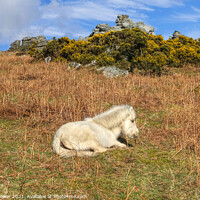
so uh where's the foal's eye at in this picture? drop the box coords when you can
[131,119,135,123]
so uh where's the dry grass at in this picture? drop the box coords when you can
[0,53,199,199]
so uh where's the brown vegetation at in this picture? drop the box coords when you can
[0,53,199,198]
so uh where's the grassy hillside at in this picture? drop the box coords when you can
[0,53,199,199]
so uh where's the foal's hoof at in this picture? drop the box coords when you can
[111,144,127,149]
[119,145,128,149]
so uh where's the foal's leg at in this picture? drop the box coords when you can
[79,125,108,153]
[92,145,108,153]
[111,140,127,149]
[84,140,108,153]
[61,135,108,153]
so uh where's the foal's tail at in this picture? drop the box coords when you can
[52,130,98,158]
[52,130,63,155]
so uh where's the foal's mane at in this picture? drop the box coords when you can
[91,105,132,129]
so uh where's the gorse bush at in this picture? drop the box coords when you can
[28,28,200,75]
[131,52,167,76]
[95,53,115,66]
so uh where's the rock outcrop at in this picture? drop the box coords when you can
[136,21,155,35]
[10,15,155,50]
[115,15,137,29]
[21,37,37,50]
[169,31,182,39]
[88,14,155,38]
[89,24,112,37]
[9,36,48,52]
[9,40,21,51]
[77,36,86,41]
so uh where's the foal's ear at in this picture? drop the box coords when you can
[129,106,136,118]
[129,106,134,111]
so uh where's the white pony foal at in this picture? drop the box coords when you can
[53,105,139,157]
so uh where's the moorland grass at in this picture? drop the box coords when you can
[0,53,199,199]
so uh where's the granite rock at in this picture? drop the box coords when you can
[88,14,155,38]
[97,66,129,78]
[9,36,48,52]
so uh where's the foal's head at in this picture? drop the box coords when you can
[121,106,139,138]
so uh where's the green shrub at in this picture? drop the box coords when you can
[28,41,41,59]
[28,28,200,75]
[95,53,115,66]
[71,53,95,64]
[131,52,167,76]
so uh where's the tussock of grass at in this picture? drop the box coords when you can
[0,53,199,199]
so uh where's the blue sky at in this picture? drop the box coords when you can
[0,0,200,51]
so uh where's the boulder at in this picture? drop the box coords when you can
[89,24,111,37]
[68,62,82,70]
[172,31,182,39]
[9,40,21,51]
[110,26,122,32]
[116,15,154,34]
[36,36,48,50]
[9,36,48,52]
[88,14,155,38]
[115,14,137,29]
[85,60,96,67]
[136,22,154,34]
[44,56,52,64]
[22,37,37,49]
[77,36,86,41]
[97,66,129,78]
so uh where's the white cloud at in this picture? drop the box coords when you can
[39,0,186,34]
[187,29,200,39]
[106,0,154,11]
[39,0,150,39]
[0,0,41,44]
[43,27,65,37]
[41,0,60,19]
[178,25,200,39]
[173,6,200,22]
[40,0,155,26]
[139,0,184,8]
[191,6,200,13]
[41,0,118,22]
[0,0,193,50]
[68,2,118,21]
